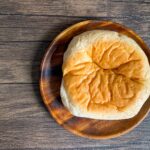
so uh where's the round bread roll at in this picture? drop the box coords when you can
[60,30,150,120]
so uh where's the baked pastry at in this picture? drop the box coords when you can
[60,30,150,120]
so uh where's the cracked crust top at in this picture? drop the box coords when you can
[60,30,150,120]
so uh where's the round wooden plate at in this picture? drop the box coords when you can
[40,20,150,139]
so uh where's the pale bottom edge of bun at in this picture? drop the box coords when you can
[60,79,150,120]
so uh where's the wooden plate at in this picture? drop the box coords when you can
[40,20,150,139]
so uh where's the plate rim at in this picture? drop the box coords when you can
[40,20,150,139]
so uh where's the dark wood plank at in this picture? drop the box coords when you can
[0,15,83,42]
[109,0,150,17]
[0,0,107,17]
[0,15,149,43]
[0,41,49,61]
[0,84,149,150]
[0,15,149,42]
[0,41,48,83]
[0,60,39,83]
[0,0,149,17]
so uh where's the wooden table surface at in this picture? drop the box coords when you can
[0,0,149,149]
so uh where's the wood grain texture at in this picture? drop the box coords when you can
[0,41,49,83]
[0,0,149,17]
[0,0,107,16]
[0,84,150,150]
[0,15,149,42]
[0,0,149,149]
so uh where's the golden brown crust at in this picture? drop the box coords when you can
[61,30,150,120]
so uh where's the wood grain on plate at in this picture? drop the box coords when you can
[40,20,150,139]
